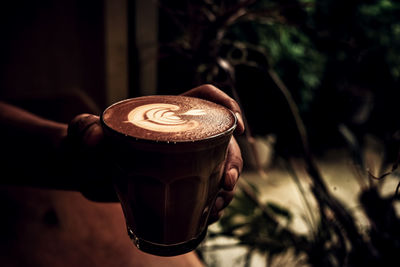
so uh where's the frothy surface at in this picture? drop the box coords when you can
[102,95,236,142]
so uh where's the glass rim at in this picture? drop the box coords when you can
[101,96,237,145]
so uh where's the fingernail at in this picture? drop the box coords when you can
[215,196,224,211]
[226,169,239,190]
[235,112,242,123]
[235,112,244,132]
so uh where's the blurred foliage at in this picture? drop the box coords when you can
[158,0,400,154]
[202,138,400,266]
[223,1,326,112]
[157,0,400,266]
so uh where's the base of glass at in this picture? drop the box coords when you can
[127,227,207,257]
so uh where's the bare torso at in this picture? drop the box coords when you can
[0,186,204,267]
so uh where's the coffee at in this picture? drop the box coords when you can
[102,95,235,142]
[101,95,236,256]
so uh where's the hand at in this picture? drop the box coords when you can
[67,114,104,149]
[68,84,245,215]
[181,84,245,134]
[182,84,245,223]
[66,113,117,201]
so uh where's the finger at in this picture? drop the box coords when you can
[68,114,97,136]
[182,84,245,134]
[208,190,235,224]
[209,138,242,224]
[208,210,224,225]
[68,114,103,147]
[223,137,243,191]
[83,121,104,147]
[215,190,235,211]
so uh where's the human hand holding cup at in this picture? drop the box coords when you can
[68,85,244,256]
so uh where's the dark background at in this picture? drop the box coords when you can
[1,0,400,157]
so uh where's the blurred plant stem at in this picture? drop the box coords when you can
[267,65,378,262]
[283,158,317,238]
[158,1,400,265]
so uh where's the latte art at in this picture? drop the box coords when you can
[101,95,236,142]
[101,95,237,256]
[127,103,206,132]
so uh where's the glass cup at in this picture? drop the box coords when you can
[101,96,236,256]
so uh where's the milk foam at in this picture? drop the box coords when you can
[102,95,236,142]
[127,103,206,133]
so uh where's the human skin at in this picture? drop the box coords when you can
[0,84,244,266]
[67,84,244,222]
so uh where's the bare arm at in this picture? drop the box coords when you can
[0,101,82,190]
[0,101,68,148]
[0,84,244,208]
